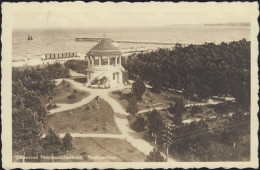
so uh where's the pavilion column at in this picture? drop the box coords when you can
[99,57,101,67]
[119,71,122,84]
[108,57,110,66]
[119,56,121,65]
[87,56,90,67]
[115,56,118,66]
[91,57,94,67]
[87,73,90,84]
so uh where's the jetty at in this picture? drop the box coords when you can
[75,37,177,46]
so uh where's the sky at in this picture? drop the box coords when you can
[11,2,255,29]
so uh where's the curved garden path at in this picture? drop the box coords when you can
[49,71,175,161]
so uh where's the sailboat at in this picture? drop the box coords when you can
[27,35,33,40]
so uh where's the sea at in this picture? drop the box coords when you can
[12,26,250,61]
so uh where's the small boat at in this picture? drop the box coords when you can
[27,35,33,40]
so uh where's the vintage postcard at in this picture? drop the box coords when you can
[1,1,259,169]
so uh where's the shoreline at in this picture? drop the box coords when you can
[12,54,86,67]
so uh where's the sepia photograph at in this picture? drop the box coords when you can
[1,1,259,169]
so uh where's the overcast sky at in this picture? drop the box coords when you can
[11,2,254,29]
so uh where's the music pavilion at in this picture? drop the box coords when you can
[85,39,125,88]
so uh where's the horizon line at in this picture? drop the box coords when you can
[13,22,251,30]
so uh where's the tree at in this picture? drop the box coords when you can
[80,152,90,161]
[12,81,47,157]
[12,107,43,157]
[126,96,139,115]
[42,128,62,155]
[190,106,203,116]
[213,102,231,116]
[125,40,250,109]
[64,59,88,74]
[169,99,186,126]
[12,64,72,158]
[147,110,165,145]
[129,114,147,132]
[131,78,146,101]
[145,148,166,162]
[62,133,73,152]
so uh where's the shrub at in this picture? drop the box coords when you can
[47,103,58,110]
[85,105,90,110]
[145,148,166,162]
[129,115,147,132]
[67,94,76,99]
[81,152,89,161]
[131,79,146,101]
[190,106,203,116]
[42,128,62,155]
[64,60,88,74]
[126,96,139,115]
[62,133,73,151]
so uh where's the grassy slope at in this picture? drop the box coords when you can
[52,80,90,104]
[48,99,120,134]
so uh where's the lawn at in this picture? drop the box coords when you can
[52,80,90,104]
[109,91,129,110]
[62,137,146,162]
[48,98,120,134]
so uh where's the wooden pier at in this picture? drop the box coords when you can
[75,37,113,42]
[75,37,177,46]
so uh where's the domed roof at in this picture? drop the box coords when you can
[87,39,122,56]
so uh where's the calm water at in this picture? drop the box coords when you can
[12,26,250,60]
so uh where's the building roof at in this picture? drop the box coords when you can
[87,39,122,56]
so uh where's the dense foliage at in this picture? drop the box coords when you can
[128,114,146,132]
[126,96,139,115]
[125,39,250,110]
[145,148,166,162]
[168,99,186,125]
[64,59,88,74]
[42,128,63,155]
[143,109,249,161]
[12,63,70,157]
[42,128,74,155]
[147,110,165,145]
[128,102,249,161]
[131,79,146,101]
[169,112,250,161]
